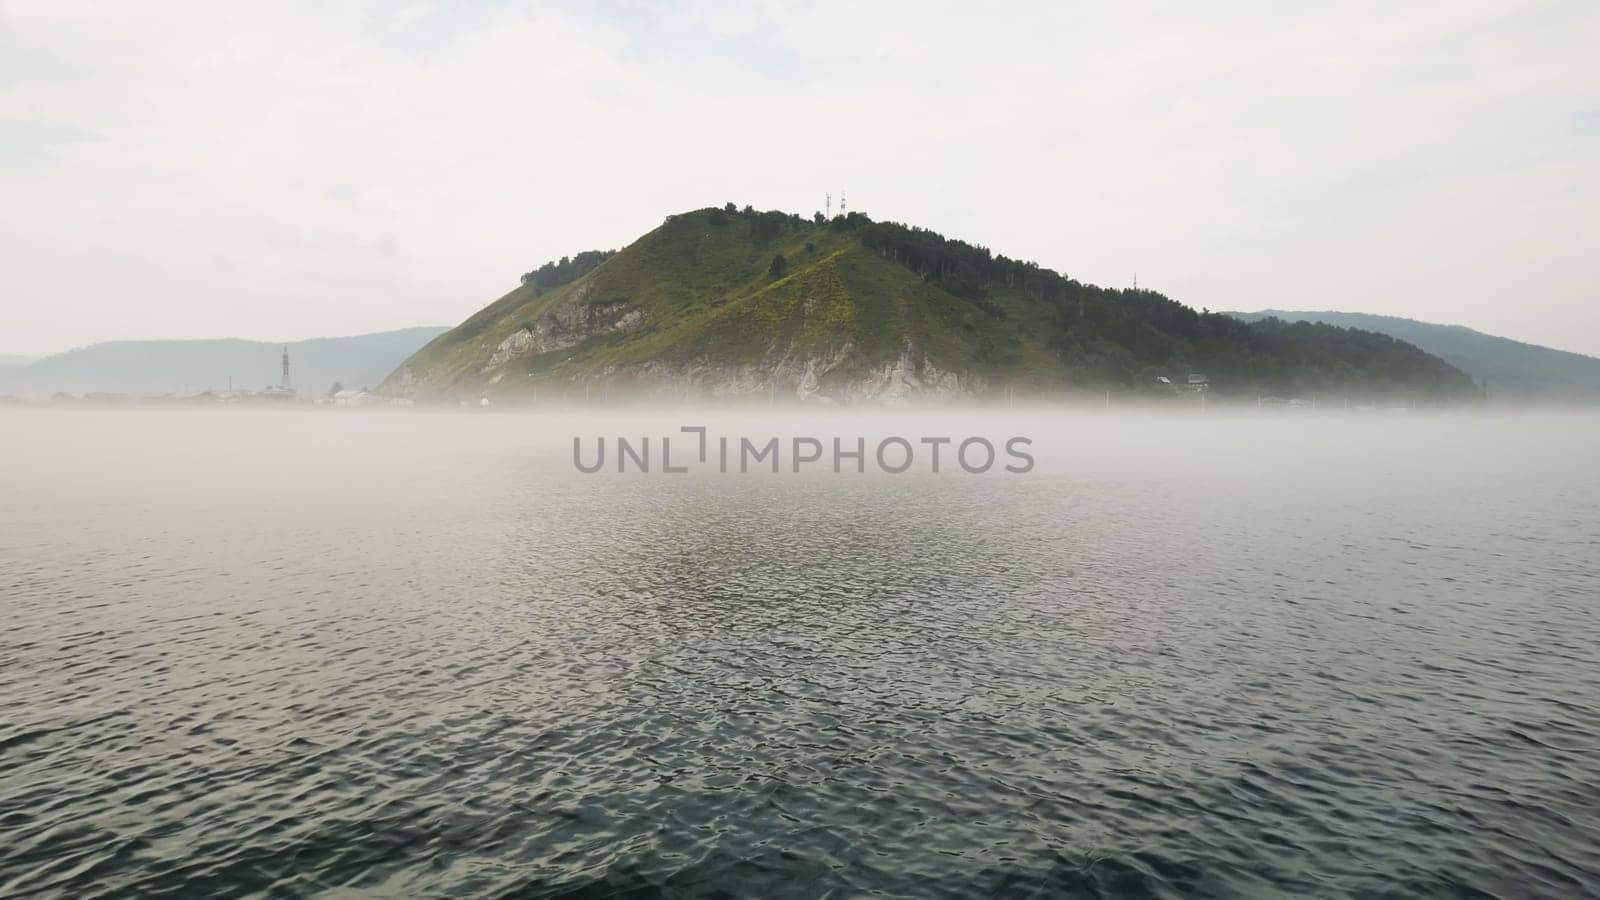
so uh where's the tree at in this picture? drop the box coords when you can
[520,249,615,290]
[768,254,787,279]
[750,210,786,241]
[328,381,343,397]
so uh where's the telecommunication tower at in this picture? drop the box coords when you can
[281,346,292,388]
[825,193,832,218]
[840,191,847,216]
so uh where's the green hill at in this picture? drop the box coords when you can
[1227,310,1600,404]
[385,206,1475,404]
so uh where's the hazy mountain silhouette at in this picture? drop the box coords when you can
[1228,310,1600,403]
[1,327,448,398]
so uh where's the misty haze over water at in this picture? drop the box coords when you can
[2,409,1598,897]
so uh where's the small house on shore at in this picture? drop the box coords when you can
[331,389,380,407]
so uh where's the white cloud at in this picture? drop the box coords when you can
[1,0,1597,355]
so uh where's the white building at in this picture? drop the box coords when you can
[331,389,380,407]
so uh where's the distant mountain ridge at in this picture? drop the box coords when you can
[1,327,449,399]
[386,205,1475,404]
[1226,310,1600,403]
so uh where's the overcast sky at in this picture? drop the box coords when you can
[2,0,1597,358]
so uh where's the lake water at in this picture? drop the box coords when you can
[2,409,1598,898]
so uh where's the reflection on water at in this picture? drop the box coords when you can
[2,410,1599,897]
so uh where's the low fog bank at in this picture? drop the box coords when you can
[4,405,1597,486]
[5,408,1593,601]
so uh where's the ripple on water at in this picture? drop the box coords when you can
[3,412,1600,898]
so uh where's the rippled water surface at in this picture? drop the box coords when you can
[3,409,1599,898]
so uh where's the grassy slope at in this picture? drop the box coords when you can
[397,210,1017,396]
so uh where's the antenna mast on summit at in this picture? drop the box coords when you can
[840,191,847,216]
[825,192,832,218]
